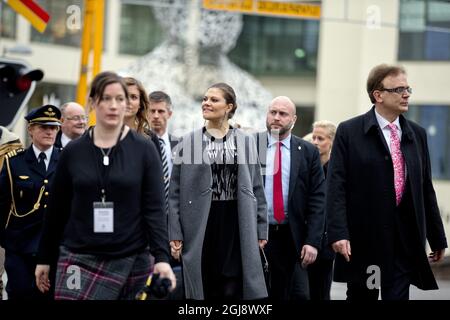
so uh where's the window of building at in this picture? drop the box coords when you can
[28,82,76,112]
[229,16,319,76]
[406,105,450,180]
[30,0,84,47]
[0,3,16,39]
[119,3,165,55]
[399,0,450,61]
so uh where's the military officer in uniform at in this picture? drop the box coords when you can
[0,105,61,300]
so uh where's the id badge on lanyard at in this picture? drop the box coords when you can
[93,201,114,233]
[90,125,124,234]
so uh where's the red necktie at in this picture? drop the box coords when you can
[273,142,285,223]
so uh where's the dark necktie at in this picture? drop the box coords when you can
[273,142,285,223]
[159,138,170,214]
[38,152,47,173]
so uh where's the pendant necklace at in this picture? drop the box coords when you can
[91,124,125,166]
[100,148,112,166]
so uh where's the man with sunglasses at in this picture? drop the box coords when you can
[55,102,87,149]
[326,64,447,300]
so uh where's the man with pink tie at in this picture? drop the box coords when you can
[327,64,447,300]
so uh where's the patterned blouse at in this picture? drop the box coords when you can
[203,128,238,201]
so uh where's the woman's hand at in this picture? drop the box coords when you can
[153,262,177,291]
[170,240,183,261]
[35,264,51,293]
[258,239,267,249]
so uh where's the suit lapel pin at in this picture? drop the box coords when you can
[298,146,302,150]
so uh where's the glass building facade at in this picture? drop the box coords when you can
[230,15,319,76]
[399,0,450,60]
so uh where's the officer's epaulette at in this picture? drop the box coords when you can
[5,148,25,159]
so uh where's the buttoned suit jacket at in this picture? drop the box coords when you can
[256,132,326,255]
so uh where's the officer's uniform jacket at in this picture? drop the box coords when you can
[0,146,60,253]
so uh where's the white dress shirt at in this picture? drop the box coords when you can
[264,133,291,224]
[374,108,402,153]
[374,108,407,175]
[61,132,71,148]
[32,145,53,170]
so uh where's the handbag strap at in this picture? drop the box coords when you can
[260,247,269,271]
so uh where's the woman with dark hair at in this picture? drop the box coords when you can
[35,71,175,300]
[169,83,268,300]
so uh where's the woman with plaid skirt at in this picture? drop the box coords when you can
[34,71,176,300]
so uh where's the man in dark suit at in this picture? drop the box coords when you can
[0,105,61,300]
[327,64,447,300]
[54,102,87,149]
[148,91,182,299]
[258,96,325,300]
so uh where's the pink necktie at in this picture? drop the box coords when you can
[388,123,405,206]
[273,142,285,223]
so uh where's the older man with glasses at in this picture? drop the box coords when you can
[55,102,87,149]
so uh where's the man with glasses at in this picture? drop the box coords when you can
[326,64,447,300]
[55,102,87,149]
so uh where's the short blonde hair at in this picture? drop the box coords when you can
[312,120,337,141]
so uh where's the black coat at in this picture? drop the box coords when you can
[326,107,447,289]
[0,146,59,253]
[257,132,326,253]
[317,161,335,260]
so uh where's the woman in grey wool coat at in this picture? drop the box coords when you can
[168,83,268,300]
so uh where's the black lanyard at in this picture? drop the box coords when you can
[90,125,124,202]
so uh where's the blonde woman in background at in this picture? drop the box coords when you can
[311,121,336,176]
[309,120,336,299]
